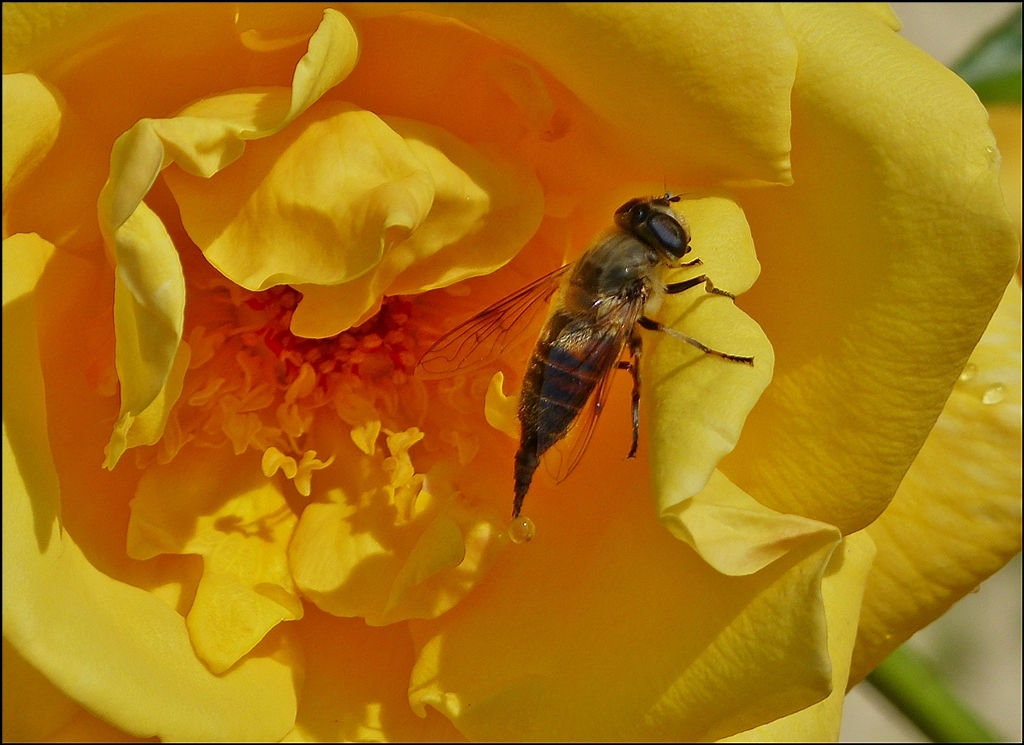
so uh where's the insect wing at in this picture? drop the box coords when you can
[543,300,640,484]
[416,264,572,379]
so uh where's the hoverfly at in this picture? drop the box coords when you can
[417,194,753,519]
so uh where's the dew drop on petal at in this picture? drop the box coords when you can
[959,363,977,382]
[981,384,1005,405]
[507,515,536,545]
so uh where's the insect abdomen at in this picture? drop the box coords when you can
[512,314,618,517]
[535,330,608,451]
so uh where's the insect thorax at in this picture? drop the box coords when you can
[566,232,659,310]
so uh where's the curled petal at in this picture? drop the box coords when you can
[128,448,303,674]
[662,470,839,578]
[2,639,82,741]
[104,334,191,467]
[988,105,1021,244]
[648,195,774,516]
[285,608,464,741]
[169,104,542,337]
[166,104,435,295]
[354,3,798,185]
[98,9,357,464]
[851,279,1022,682]
[729,4,1019,533]
[2,73,63,213]
[406,382,866,741]
[720,531,876,742]
[484,371,519,439]
[2,4,152,72]
[3,235,299,741]
[288,431,505,626]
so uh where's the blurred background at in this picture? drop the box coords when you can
[839,3,1022,742]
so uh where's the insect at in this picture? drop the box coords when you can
[417,194,753,519]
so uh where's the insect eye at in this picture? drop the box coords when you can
[646,212,686,257]
[614,199,644,232]
[615,198,641,216]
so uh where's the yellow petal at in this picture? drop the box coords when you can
[720,531,876,742]
[858,3,902,30]
[850,279,1022,682]
[3,232,55,305]
[729,4,1019,533]
[406,382,858,741]
[2,640,154,742]
[290,499,389,613]
[104,337,191,467]
[263,445,299,479]
[2,4,151,73]
[2,73,62,217]
[381,116,546,297]
[288,432,505,626]
[167,104,543,338]
[361,4,797,185]
[383,512,466,615]
[292,449,334,497]
[662,470,839,577]
[2,236,73,744]
[41,709,149,743]
[101,198,185,468]
[283,608,464,742]
[988,104,1022,245]
[647,195,774,516]
[294,114,544,336]
[3,237,299,740]
[235,4,331,53]
[4,640,154,743]
[167,104,433,294]
[128,447,303,674]
[2,639,81,742]
[98,9,358,463]
[350,419,383,456]
[3,233,60,537]
[484,371,518,439]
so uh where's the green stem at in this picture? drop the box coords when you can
[866,645,1001,743]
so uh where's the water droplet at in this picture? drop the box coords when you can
[507,515,536,544]
[981,384,1005,405]
[959,363,977,382]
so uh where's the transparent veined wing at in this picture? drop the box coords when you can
[542,297,644,484]
[415,264,573,379]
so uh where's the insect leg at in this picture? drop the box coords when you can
[626,331,642,457]
[615,332,643,457]
[664,274,735,299]
[638,316,754,365]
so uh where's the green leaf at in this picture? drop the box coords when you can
[952,7,1022,104]
[866,645,1001,743]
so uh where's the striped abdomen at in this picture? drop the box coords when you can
[512,311,624,517]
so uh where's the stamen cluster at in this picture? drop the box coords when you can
[124,273,423,495]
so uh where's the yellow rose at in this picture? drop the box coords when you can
[3,4,1019,742]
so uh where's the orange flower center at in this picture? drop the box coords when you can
[117,250,451,496]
